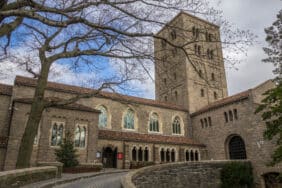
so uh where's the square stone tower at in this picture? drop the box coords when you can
[154,12,228,113]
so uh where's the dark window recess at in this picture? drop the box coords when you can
[160,149,165,162]
[224,112,228,123]
[214,92,218,100]
[229,110,233,121]
[166,149,170,162]
[229,136,247,159]
[208,117,212,126]
[200,119,204,128]
[144,147,149,161]
[138,147,143,161]
[234,109,238,120]
[204,118,208,127]
[132,147,137,161]
[171,149,175,162]
[201,89,205,97]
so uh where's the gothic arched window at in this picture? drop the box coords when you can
[74,125,87,148]
[195,150,199,161]
[51,122,64,146]
[186,150,190,161]
[97,106,108,128]
[172,116,181,134]
[138,147,143,161]
[149,113,159,132]
[229,110,234,121]
[190,150,194,161]
[166,149,170,162]
[124,109,135,129]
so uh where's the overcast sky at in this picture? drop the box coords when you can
[215,0,281,95]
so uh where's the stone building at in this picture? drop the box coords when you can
[0,11,281,187]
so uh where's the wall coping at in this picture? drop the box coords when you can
[0,166,57,177]
[121,160,251,188]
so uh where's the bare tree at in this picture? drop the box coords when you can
[0,0,256,168]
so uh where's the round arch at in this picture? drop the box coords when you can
[225,134,247,160]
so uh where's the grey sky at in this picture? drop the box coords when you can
[217,0,282,95]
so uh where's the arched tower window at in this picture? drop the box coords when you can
[149,113,159,132]
[172,116,181,134]
[228,135,247,159]
[97,106,108,128]
[124,109,135,129]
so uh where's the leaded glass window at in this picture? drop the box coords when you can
[149,113,159,132]
[124,109,135,129]
[51,122,64,146]
[98,106,108,128]
[74,125,86,148]
[172,117,181,134]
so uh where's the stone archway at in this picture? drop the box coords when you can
[225,135,247,159]
[102,147,117,168]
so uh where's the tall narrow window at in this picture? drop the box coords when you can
[234,109,238,120]
[211,73,215,81]
[199,70,203,78]
[196,28,199,38]
[163,78,167,85]
[214,92,218,100]
[124,109,135,129]
[144,147,149,162]
[164,96,168,102]
[51,122,64,146]
[160,148,165,162]
[229,110,234,121]
[175,91,178,101]
[171,149,175,162]
[161,39,166,48]
[132,147,137,161]
[201,89,205,97]
[224,112,228,123]
[74,125,87,148]
[149,113,159,132]
[208,117,212,127]
[192,27,196,36]
[204,118,208,128]
[207,49,210,59]
[97,106,108,128]
[138,147,143,161]
[172,116,181,134]
[200,119,204,128]
[198,46,201,55]
[210,50,214,59]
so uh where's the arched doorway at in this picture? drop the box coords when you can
[102,147,117,168]
[263,172,282,188]
[227,135,247,159]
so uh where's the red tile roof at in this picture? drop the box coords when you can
[14,76,188,112]
[0,83,12,96]
[13,98,100,113]
[98,130,205,147]
[191,90,251,116]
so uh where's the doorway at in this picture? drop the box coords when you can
[102,147,117,168]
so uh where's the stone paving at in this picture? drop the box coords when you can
[22,169,129,188]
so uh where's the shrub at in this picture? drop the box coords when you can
[220,162,253,188]
[55,131,79,168]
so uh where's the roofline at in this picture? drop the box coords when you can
[191,90,250,116]
[14,76,188,112]
[98,130,206,147]
[13,98,100,113]
[155,11,219,36]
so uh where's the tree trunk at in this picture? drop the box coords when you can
[16,62,51,169]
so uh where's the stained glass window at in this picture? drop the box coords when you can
[124,109,135,129]
[98,106,108,128]
[149,113,159,132]
[51,122,64,146]
[172,117,181,134]
[74,125,86,148]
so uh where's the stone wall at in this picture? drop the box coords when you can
[4,102,99,170]
[0,166,58,187]
[122,160,250,188]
